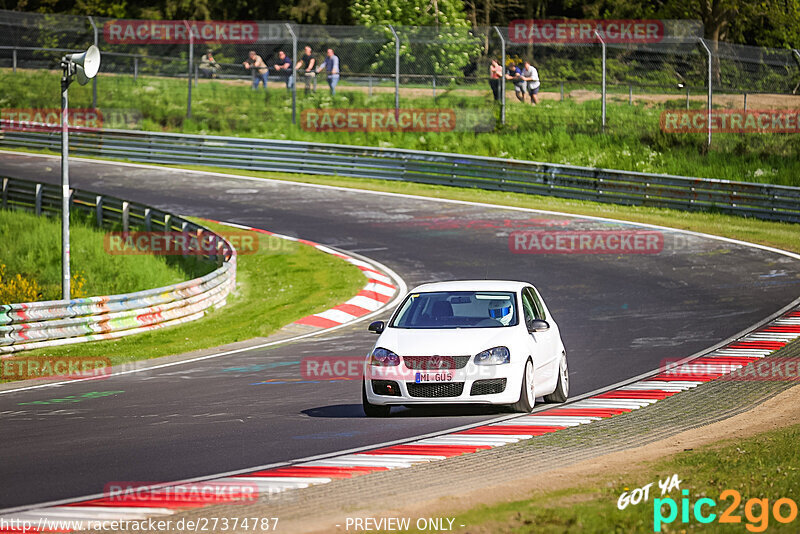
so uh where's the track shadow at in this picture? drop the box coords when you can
[303,404,503,418]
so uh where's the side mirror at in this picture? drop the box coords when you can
[368,321,385,334]
[527,319,550,333]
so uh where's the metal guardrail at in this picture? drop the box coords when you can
[0,176,236,354]
[1,128,799,223]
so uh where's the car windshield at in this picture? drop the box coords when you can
[390,291,518,329]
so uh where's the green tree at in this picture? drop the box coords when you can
[349,0,482,77]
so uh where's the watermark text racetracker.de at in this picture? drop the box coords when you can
[1,108,143,132]
[509,230,664,254]
[1,357,111,381]
[509,19,665,44]
[300,108,495,133]
[660,109,800,133]
[103,230,292,256]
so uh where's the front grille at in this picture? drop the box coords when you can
[371,380,401,396]
[406,382,465,398]
[470,378,507,395]
[403,356,471,370]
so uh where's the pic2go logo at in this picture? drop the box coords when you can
[654,489,799,532]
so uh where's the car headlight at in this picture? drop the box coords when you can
[474,346,510,365]
[370,347,400,366]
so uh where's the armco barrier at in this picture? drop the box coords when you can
[0,176,236,354]
[1,128,799,222]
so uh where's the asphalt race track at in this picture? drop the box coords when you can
[1,152,799,510]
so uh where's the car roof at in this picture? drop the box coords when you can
[408,280,531,293]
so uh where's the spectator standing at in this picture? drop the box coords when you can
[521,61,541,105]
[274,50,294,90]
[243,50,268,90]
[316,48,340,96]
[199,50,219,79]
[295,46,317,94]
[488,59,502,101]
[505,62,525,102]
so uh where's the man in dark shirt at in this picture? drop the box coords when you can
[274,50,293,90]
[295,46,317,94]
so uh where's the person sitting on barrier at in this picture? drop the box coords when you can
[520,60,541,105]
[199,50,219,79]
[505,62,525,102]
[316,48,340,96]
[274,50,294,90]
[295,46,317,94]
[489,58,503,101]
[243,50,268,90]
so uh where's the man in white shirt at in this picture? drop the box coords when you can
[521,61,540,105]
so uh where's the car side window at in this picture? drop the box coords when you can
[524,287,547,320]
[521,290,537,324]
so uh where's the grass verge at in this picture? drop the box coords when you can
[0,208,210,302]
[5,219,366,373]
[416,422,800,533]
[2,69,798,186]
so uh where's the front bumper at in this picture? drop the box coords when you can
[365,359,523,405]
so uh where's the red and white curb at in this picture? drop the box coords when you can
[211,221,398,330]
[3,305,798,532]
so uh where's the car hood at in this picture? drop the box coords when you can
[378,327,513,356]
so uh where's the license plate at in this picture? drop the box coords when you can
[415,371,454,383]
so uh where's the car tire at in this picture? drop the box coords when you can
[510,358,535,413]
[362,381,391,417]
[544,352,569,403]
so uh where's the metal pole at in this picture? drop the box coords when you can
[88,16,98,109]
[743,92,747,112]
[368,74,372,97]
[12,48,17,73]
[185,21,193,119]
[595,30,606,132]
[628,84,632,105]
[493,26,505,125]
[286,23,297,125]
[698,38,712,147]
[560,80,564,101]
[432,75,436,101]
[194,64,198,86]
[60,62,71,300]
[389,25,399,116]
[134,56,138,82]
[686,84,690,109]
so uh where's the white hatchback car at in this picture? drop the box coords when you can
[362,280,568,417]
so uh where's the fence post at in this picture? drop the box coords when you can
[743,92,747,112]
[698,38,712,147]
[629,84,632,105]
[95,195,103,227]
[134,56,138,82]
[560,80,564,101]
[122,201,130,233]
[184,20,193,119]
[88,16,98,109]
[595,30,606,132]
[12,47,17,73]
[432,75,436,100]
[368,74,373,97]
[493,26,506,125]
[35,183,42,215]
[389,25,399,116]
[285,23,297,125]
[194,64,198,86]
[686,84,690,109]
[1,177,7,209]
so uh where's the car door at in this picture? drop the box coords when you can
[522,287,560,386]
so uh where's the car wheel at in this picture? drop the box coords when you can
[362,381,391,417]
[544,352,569,403]
[510,358,535,413]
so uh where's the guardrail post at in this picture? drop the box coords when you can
[122,201,130,233]
[1,178,7,208]
[698,38,713,147]
[12,48,17,73]
[184,20,193,119]
[88,16,98,109]
[595,30,606,132]
[164,213,172,231]
[94,195,103,227]
[35,183,42,215]
[285,23,298,125]
[389,25,400,117]
[144,207,151,231]
[493,26,506,125]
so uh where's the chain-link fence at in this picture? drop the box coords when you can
[1,9,799,143]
